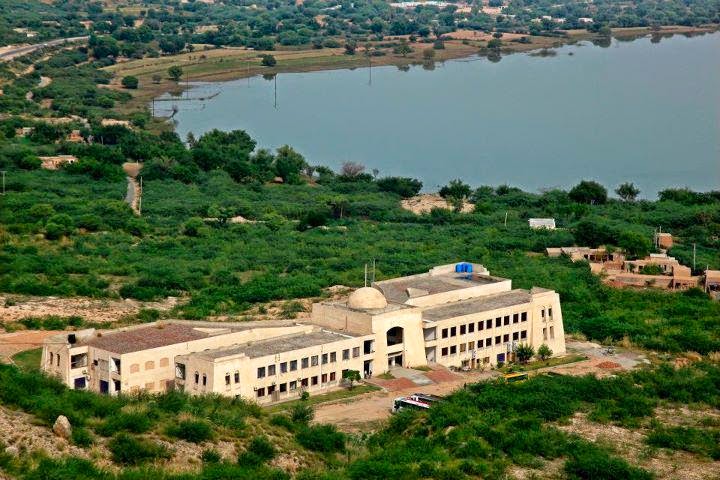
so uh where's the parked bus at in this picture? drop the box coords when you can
[391,396,431,413]
[503,372,529,383]
[410,393,443,404]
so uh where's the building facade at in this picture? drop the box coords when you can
[42,263,566,404]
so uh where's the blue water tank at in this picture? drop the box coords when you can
[455,263,463,273]
[466,263,473,273]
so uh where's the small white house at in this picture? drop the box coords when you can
[529,218,556,230]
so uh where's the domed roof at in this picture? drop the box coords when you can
[347,287,388,310]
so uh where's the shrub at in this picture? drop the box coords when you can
[97,411,153,436]
[569,180,608,205]
[565,443,653,480]
[201,448,222,463]
[238,435,276,466]
[270,414,296,431]
[108,433,170,465]
[376,176,423,198]
[121,75,139,89]
[290,403,314,425]
[166,419,214,443]
[295,424,346,453]
[71,427,93,447]
[261,54,277,67]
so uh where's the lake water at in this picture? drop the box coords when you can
[164,32,720,197]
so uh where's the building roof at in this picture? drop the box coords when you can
[421,289,533,322]
[84,323,214,354]
[529,218,556,228]
[189,330,358,361]
[705,270,720,282]
[376,273,503,304]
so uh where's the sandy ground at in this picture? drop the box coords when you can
[401,194,474,214]
[0,330,58,361]
[0,294,179,324]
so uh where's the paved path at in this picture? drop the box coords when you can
[0,36,88,62]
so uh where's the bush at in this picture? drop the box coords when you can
[295,424,346,453]
[121,75,139,89]
[238,435,276,466]
[376,176,422,198]
[261,54,277,67]
[97,411,154,436]
[166,419,214,443]
[290,403,314,425]
[108,433,170,465]
[201,448,222,463]
[565,443,653,480]
[71,427,93,447]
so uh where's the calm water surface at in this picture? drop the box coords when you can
[164,33,720,196]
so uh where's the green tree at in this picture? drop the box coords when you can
[168,65,183,82]
[569,180,608,205]
[343,369,361,389]
[515,343,535,364]
[183,217,206,237]
[439,179,471,211]
[615,182,640,202]
[618,231,652,259]
[260,54,276,67]
[121,75,139,89]
[537,344,553,361]
[274,145,307,183]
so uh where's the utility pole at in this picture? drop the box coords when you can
[693,243,696,271]
[364,264,368,287]
[138,176,143,216]
[504,211,508,227]
[1,171,5,195]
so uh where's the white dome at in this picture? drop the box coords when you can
[347,287,387,310]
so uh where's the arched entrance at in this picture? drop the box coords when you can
[386,326,404,346]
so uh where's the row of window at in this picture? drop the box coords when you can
[257,347,362,379]
[256,371,339,398]
[440,330,528,357]
[440,312,528,339]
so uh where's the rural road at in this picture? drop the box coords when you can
[0,36,89,61]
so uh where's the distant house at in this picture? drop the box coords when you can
[101,119,132,128]
[578,17,594,24]
[529,218,556,230]
[15,127,34,137]
[655,232,673,250]
[65,130,84,143]
[39,155,78,170]
[705,270,720,299]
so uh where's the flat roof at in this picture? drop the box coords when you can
[81,320,301,354]
[84,323,212,354]
[376,273,505,304]
[422,289,532,322]
[190,330,360,361]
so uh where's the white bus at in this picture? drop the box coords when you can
[391,396,430,413]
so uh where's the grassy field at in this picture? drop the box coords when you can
[10,348,41,370]
[266,384,380,414]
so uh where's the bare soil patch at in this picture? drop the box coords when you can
[401,194,474,214]
[0,294,179,324]
[558,412,720,480]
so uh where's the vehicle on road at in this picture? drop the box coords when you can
[503,372,529,383]
[391,396,431,413]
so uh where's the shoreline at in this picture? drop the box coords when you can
[103,25,718,118]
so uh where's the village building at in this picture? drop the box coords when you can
[528,218,556,230]
[100,119,132,129]
[42,263,566,404]
[15,127,34,137]
[705,270,720,300]
[655,232,673,250]
[548,247,700,291]
[39,155,78,170]
[65,129,84,143]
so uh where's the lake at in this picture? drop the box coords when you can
[162,32,720,197]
